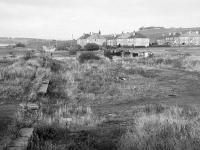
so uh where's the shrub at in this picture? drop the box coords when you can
[78,52,100,63]
[171,59,182,68]
[154,58,164,64]
[119,105,200,150]
[122,45,134,48]
[69,44,82,55]
[69,50,77,55]
[71,44,82,51]
[27,125,68,150]
[49,60,61,72]
[24,51,34,60]
[104,50,113,59]
[48,74,68,99]
[15,42,26,48]
[56,45,68,51]
[84,43,99,51]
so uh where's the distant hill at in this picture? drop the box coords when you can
[0,37,77,50]
[138,27,200,44]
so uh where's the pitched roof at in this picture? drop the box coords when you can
[103,35,115,40]
[104,34,121,40]
[134,33,148,38]
[118,32,147,39]
[78,34,91,39]
[158,33,181,40]
[87,33,106,40]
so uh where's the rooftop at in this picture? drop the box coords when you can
[118,32,147,39]
[180,32,200,37]
[87,33,106,40]
[158,33,181,40]
[78,34,91,39]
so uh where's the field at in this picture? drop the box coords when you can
[1,46,200,149]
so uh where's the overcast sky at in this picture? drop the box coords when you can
[0,0,200,40]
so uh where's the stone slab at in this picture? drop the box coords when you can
[38,83,49,94]
[19,128,34,138]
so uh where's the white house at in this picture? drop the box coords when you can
[117,32,150,47]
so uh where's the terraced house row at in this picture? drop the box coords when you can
[157,31,200,46]
[77,31,150,47]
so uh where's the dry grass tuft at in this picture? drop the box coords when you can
[119,105,200,150]
[182,55,200,72]
[38,104,105,128]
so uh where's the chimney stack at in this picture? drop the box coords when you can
[133,31,136,36]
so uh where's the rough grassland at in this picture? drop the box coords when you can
[2,47,200,149]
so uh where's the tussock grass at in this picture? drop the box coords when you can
[119,104,200,150]
[78,52,101,63]
[38,104,105,128]
[18,52,200,150]
[75,62,157,105]
[0,58,36,81]
[0,56,49,102]
[136,55,184,68]
[1,65,35,80]
[121,52,200,73]
[0,59,36,101]
[45,56,158,106]
[0,85,24,101]
[124,67,157,78]
[182,55,200,72]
